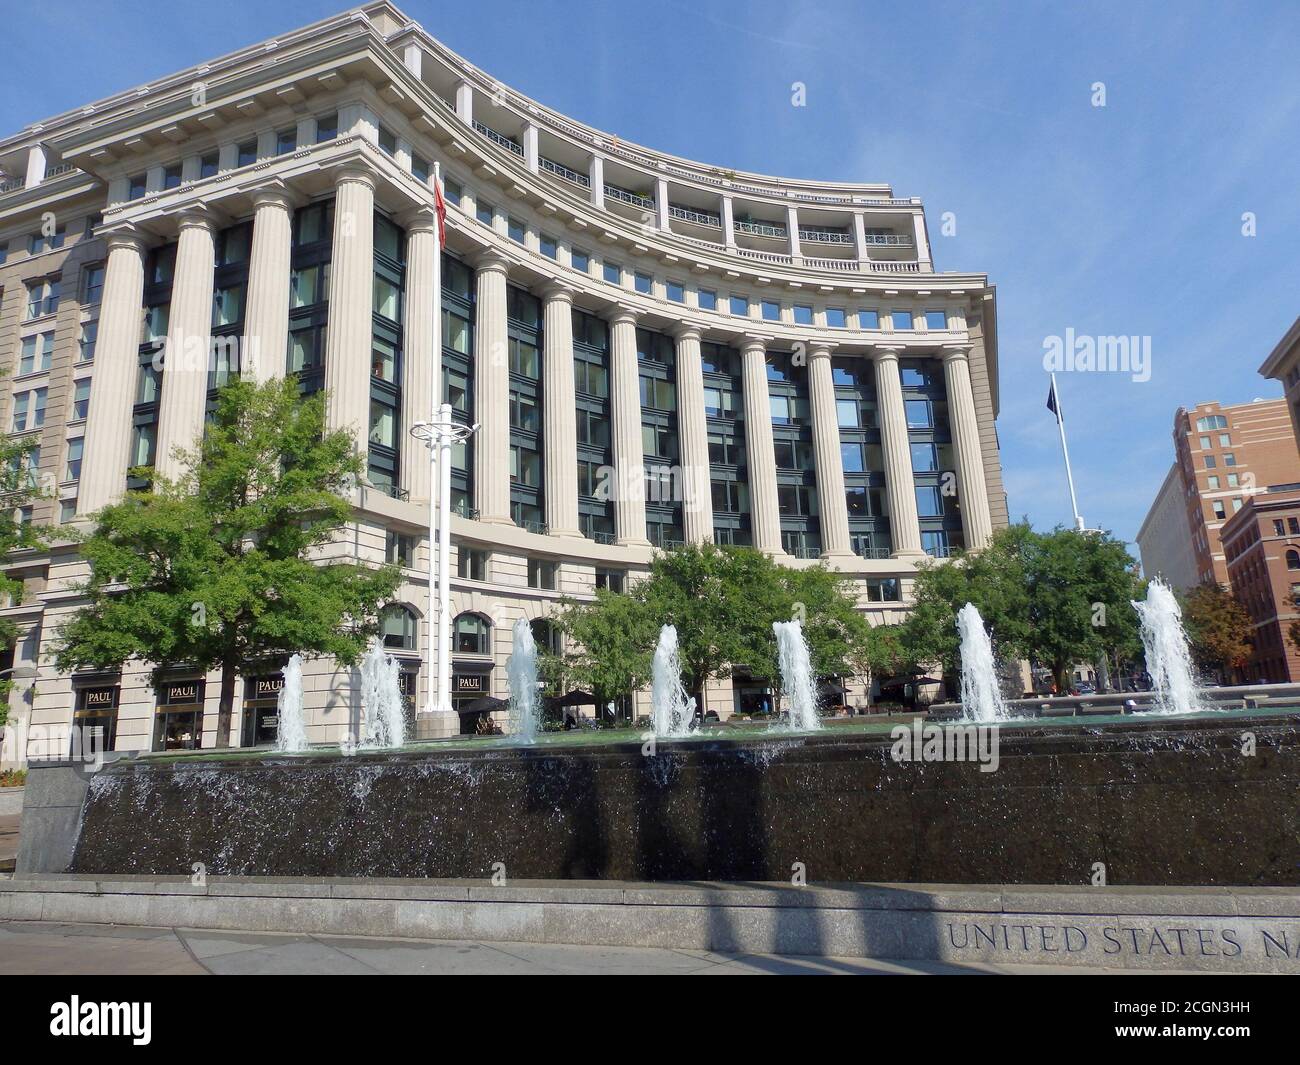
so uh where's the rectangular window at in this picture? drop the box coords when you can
[924,310,948,330]
[371,337,397,383]
[237,140,257,167]
[316,113,338,142]
[859,309,880,329]
[19,332,53,375]
[793,304,813,326]
[386,531,416,567]
[82,264,105,305]
[1206,475,1219,489]
[826,307,846,328]
[377,127,398,156]
[65,437,83,481]
[79,320,98,362]
[698,288,717,311]
[891,309,914,330]
[904,399,932,428]
[1223,452,1237,467]
[26,280,59,320]
[528,558,558,590]
[373,275,401,321]
[276,129,296,156]
[667,281,685,304]
[127,173,147,200]
[1199,435,1211,449]
[199,151,219,178]
[1219,433,1231,447]
[212,284,244,328]
[730,295,749,317]
[71,379,91,421]
[910,442,938,472]
[508,217,525,244]
[60,498,77,523]
[368,399,396,448]
[836,399,859,428]
[1227,473,1239,487]
[634,271,652,294]
[760,299,780,322]
[162,163,182,189]
[1204,455,1216,469]
[443,177,462,205]
[10,393,28,433]
[1212,500,1225,519]
[411,154,430,182]
[603,260,622,284]
[915,485,943,517]
[570,249,589,273]
[539,234,558,259]
[841,442,865,473]
[476,200,495,226]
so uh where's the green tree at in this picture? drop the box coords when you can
[1181,582,1252,680]
[54,378,401,745]
[0,419,51,724]
[551,588,657,711]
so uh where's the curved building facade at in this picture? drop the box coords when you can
[0,2,1006,758]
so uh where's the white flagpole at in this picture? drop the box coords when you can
[1051,372,1085,531]
[430,163,446,716]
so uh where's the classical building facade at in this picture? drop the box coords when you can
[0,2,1006,759]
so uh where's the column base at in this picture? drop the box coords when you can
[547,526,585,540]
[891,548,930,561]
[475,515,515,527]
[617,537,654,549]
[413,711,461,740]
[819,549,859,567]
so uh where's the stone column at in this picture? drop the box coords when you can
[808,344,853,559]
[607,306,650,546]
[672,324,713,543]
[873,346,925,558]
[242,185,294,383]
[473,250,512,525]
[739,336,783,555]
[401,207,438,504]
[77,230,147,515]
[942,345,993,550]
[154,209,216,483]
[542,284,581,537]
[324,165,375,464]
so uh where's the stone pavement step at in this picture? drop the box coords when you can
[0,920,1213,975]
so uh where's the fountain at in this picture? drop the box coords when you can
[359,639,405,749]
[651,624,696,737]
[956,603,1009,722]
[507,618,540,742]
[772,619,821,731]
[1132,577,1203,715]
[274,654,307,753]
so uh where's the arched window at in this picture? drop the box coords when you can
[380,605,418,651]
[530,618,562,657]
[1287,550,1300,571]
[454,612,491,655]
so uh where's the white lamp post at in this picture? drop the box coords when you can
[410,404,477,729]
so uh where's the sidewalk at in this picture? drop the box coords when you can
[0,920,1192,975]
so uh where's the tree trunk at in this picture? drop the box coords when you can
[215,661,238,749]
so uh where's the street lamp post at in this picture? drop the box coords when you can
[410,405,477,729]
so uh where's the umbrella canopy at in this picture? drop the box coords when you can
[458,696,507,715]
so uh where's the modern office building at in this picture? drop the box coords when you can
[0,2,1006,759]
[1137,398,1300,588]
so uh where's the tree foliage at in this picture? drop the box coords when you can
[54,379,401,744]
[1181,582,1252,677]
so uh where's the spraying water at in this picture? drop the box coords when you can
[956,603,1009,722]
[1132,578,1203,715]
[359,639,406,749]
[651,624,696,737]
[772,619,821,731]
[275,653,307,753]
[507,618,540,742]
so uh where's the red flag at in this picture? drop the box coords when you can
[434,176,447,247]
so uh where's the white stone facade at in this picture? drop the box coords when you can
[0,2,1006,763]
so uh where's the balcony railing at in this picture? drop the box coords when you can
[451,500,480,520]
[798,228,852,245]
[863,233,914,246]
[734,219,788,239]
[588,529,617,545]
[668,204,721,227]
[44,162,74,179]
[472,120,524,158]
[539,156,590,187]
[519,519,549,535]
[854,545,892,560]
[603,183,654,211]
[788,545,821,560]
[925,544,955,559]
[804,256,859,272]
[0,176,25,195]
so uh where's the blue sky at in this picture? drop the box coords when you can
[6,0,1300,551]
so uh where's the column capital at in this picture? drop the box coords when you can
[333,162,378,191]
[602,302,640,327]
[471,247,510,274]
[808,341,838,360]
[670,322,703,343]
[100,225,148,256]
[174,206,218,234]
[399,203,439,234]
[871,344,907,362]
[249,181,299,212]
[941,343,973,363]
[540,281,576,305]
[738,332,773,354]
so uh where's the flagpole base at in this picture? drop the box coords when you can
[413,710,461,740]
